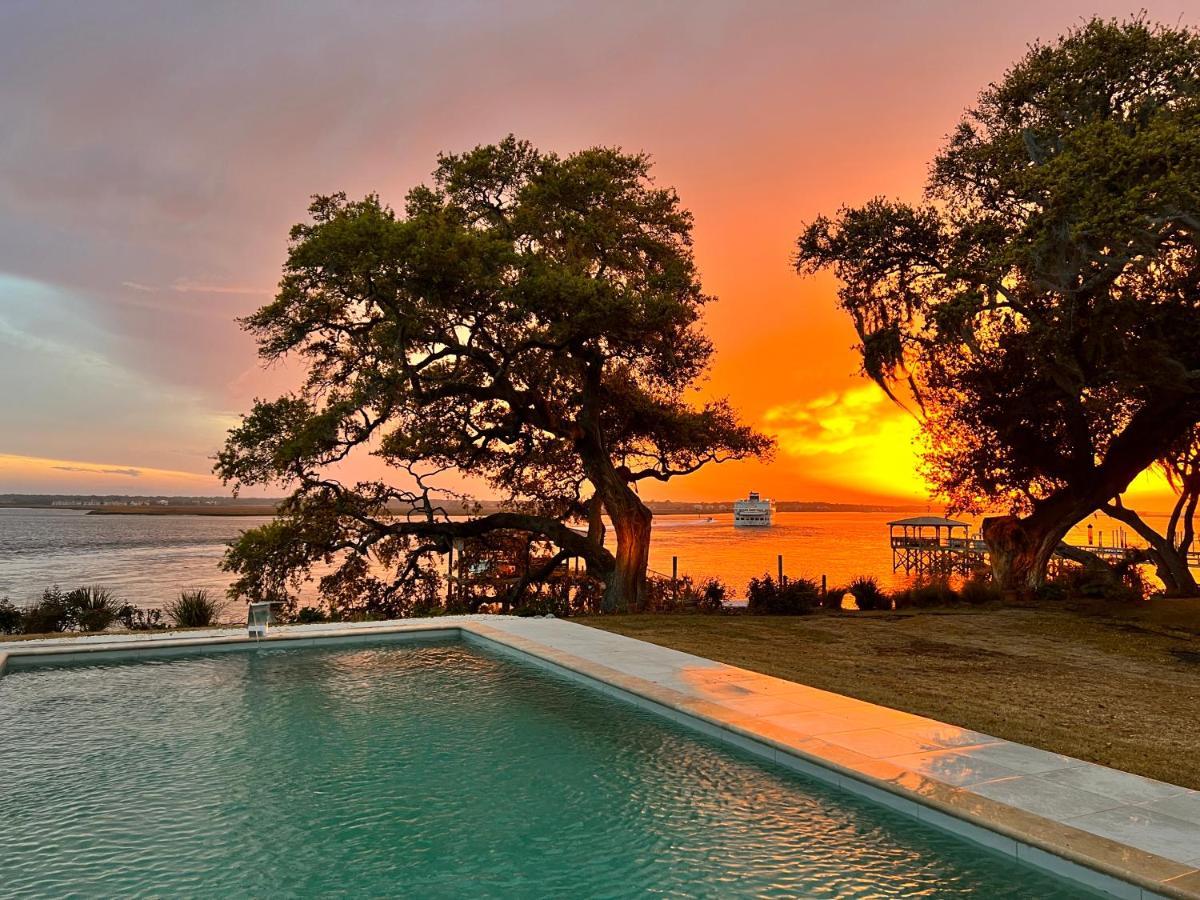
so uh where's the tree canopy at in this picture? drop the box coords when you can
[216,137,770,614]
[796,17,1200,589]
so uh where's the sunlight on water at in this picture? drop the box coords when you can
[0,509,917,608]
[0,642,1089,897]
[0,507,1173,608]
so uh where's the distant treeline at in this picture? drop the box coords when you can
[0,494,278,508]
[2,494,920,516]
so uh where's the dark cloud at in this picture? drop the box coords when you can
[52,466,142,478]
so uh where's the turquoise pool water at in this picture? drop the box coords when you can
[0,641,1090,897]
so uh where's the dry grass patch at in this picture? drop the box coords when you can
[581,599,1200,790]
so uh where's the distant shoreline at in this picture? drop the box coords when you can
[1,497,927,517]
[84,504,923,518]
[86,505,280,517]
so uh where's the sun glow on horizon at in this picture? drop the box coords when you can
[0,454,224,495]
[762,385,929,501]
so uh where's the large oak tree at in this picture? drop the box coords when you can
[1102,429,1200,596]
[796,18,1200,591]
[217,138,770,613]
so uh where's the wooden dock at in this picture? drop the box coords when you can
[888,515,1200,576]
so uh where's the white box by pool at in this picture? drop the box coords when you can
[2,617,1197,897]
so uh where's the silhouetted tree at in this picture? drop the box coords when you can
[217,137,770,613]
[796,17,1200,591]
[1103,430,1200,596]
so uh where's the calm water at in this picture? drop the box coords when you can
[0,508,926,614]
[0,508,924,609]
[0,640,1088,897]
[0,507,1155,609]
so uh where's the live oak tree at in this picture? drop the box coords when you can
[216,138,770,614]
[1102,430,1200,596]
[796,18,1200,591]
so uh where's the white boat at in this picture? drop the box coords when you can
[733,491,774,527]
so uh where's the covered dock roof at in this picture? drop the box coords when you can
[887,515,970,528]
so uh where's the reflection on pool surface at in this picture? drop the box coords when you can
[0,641,1089,897]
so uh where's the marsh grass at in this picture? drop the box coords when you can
[165,589,226,628]
[892,579,960,609]
[847,576,890,611]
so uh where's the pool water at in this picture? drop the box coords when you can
[0,641,1090,897]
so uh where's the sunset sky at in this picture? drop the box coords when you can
[1,1,1193,506]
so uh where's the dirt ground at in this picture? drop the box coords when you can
[581,599,1200,790]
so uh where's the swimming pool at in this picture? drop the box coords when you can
[0,639,1091,897]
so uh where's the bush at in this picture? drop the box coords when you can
[961,574,1003,606]
[290,605,330,624]
[644,575,729,614]
[1033,580,1069,603]
[21,587,75,634]
[821,587,848,610]
[693,577,729,613]
[165,589,226,628]
[116,604,167,631]
[64,586,122,632]
[893,579,960,609]
[0,598,21,634]
[1040,563,1147,604]
[847,576,890,611]
[746,575,821,615]
[513,589,572,618]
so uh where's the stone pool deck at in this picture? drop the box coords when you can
[3,615,1197,899]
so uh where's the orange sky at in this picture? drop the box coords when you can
[0,2,1192,510]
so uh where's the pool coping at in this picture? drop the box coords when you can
[2,616,1197,899]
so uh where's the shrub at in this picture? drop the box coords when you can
[644,574,729,613]
[513,589,572,618]
[961,574,1003,606]
[893,579,960,609]
[20,587,75,634]
[693,577,729,613]
[64,586,122,632]
[165,589,226,628]
[1033,580,1069,603]
[1040,563,1147,604]
[847,576,890,611]
[644,575,676,612]
[116,604,167,631]
[291,605,330,625]
[0,598,21,634]
[746,575,821,615]
[1112,559,1152,603]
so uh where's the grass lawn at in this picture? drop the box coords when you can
[581,599,1200,790]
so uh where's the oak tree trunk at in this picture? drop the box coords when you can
[982,515,1071,594]
[602,494,653,613]
[982,405,1200,594]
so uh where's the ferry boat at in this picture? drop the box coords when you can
[733,491,774,527]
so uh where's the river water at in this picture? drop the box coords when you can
[0,507,1156,610]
